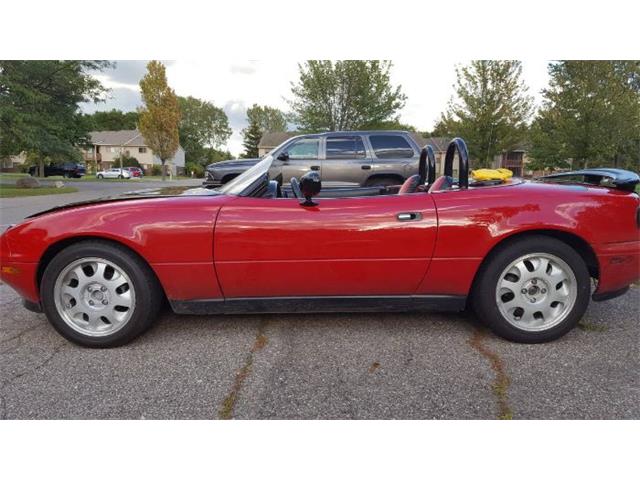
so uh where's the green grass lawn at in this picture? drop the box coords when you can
[0,185,79,198]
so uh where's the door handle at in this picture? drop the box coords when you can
[361,165,371,170]
[397,212,422,221]
[310,165,320,171]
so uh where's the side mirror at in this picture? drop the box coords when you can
[277,152,290,162]
[299,171,321,206]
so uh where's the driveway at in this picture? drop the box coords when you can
[0,282,637,419]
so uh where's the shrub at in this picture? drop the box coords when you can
[115,153,141,168]
[150,165,163,176]
[185,162,205,178]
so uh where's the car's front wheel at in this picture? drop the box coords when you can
[472,235,590,343]
[97,174,103,179]
[41,241,163,347]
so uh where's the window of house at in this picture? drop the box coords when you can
[326,136,366,160]
[286,138,319,159]
[369,135,414,159]
[110,147,119,153]
[139,147,147,154]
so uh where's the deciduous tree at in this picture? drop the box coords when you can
[437,61,533,168]
[138,61,180,180]
[289,60,406,132]
[178,96,231,166]
[84,109,139,131]
[0,60,109,176]
[529,61,640,171]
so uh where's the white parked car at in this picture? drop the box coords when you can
[96,168,131,179]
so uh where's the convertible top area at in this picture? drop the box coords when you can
[538,168,640,192]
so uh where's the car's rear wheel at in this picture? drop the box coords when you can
[472,236,590,343]
[97,174,103,179]
[41,241,163,347]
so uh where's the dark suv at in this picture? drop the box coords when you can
[205,131,423,187]
[29,162,86,178]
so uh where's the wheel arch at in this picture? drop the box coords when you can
[36,235,167,300]
[469,229,599,298]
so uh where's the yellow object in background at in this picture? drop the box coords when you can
[471,168,514,181]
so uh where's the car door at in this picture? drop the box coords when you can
[213,193,438,298]
[321,135,372,187]
[275,137,321,184]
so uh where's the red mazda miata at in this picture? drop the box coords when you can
[1,137,639,347]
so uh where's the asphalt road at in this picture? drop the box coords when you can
[0,178,202,228]
[1,283,638,419]
[0,182,638,419]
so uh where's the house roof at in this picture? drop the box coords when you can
[412,135,451,152]
[89,129,147,147]
[258,131,296,148]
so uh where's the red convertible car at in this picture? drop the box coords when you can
[1,137,639,347]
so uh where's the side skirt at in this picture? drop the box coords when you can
[170,295,467,316]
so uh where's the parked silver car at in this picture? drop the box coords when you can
[96,168,131,179]
[204,131,424,188]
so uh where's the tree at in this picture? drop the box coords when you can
[241,104,287,158]
[138,61,181,180]
[84,109,139,130]
[437,61,534,168]
[241,119,264,158]
[178,96,231,166]
[0,60,109,176]
[204,147,233,163]
[289,60,406,132]
[529,61,640,171]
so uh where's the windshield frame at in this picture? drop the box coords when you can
[216,154,275,196]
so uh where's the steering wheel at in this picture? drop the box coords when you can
[290,177,303,199]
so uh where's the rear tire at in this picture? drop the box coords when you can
[472,235,590,343]
[41,240,163,347]
[97,174,103,179]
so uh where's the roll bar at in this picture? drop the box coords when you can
[420,145,436,187]
[443,137,469,190]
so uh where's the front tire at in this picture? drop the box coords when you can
[472,235,590,343]
[97,174,103,179]
[41,241,163,347]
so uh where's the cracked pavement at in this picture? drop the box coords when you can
[1,282,638,419]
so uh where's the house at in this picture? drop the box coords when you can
[0,152,28,171]
[258,132,298,157]
[82,130,185,175]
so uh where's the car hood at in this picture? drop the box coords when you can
[206,158,260,170]
[26,185,223,219]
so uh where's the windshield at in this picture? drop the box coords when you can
[216,155,274,195]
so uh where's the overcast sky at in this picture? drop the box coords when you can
[82,60,552,156]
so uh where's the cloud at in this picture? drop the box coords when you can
[81,87,142,114]
[99,60,176,86]
[230,62,257,75]
[81,59,549,156]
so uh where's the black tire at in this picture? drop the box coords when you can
[471,235,590,343]
[364,176,403,187]
[41,240,163,348]
[97,174,103,179]
[118,175,124,179]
